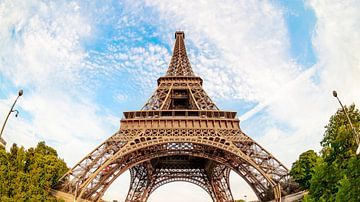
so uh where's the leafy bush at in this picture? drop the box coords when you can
[0,142,67,201]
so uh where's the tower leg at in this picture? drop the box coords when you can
[126,162,153,202]
[208,164,234,202]
[206,182,218,202]
[273,183,282,202]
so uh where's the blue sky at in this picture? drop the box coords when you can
[1,0,360,201]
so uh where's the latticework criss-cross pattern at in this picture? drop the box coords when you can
[166,32,195,77]
[55,32,299,202]
[142,80,218,111]
[142,32,218,111]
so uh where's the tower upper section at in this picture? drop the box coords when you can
[140,31,219,111]
[166,31,195,77]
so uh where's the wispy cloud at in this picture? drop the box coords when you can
[143,0,300,103]
[309,0,360,104]
[0,1,90,89]
[0,0,116,166]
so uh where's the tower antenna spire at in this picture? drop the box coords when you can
[166,31,194,76]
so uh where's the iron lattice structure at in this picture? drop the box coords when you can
[57,32,298,202]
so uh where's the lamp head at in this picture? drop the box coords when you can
[332,90,337,98]
[18,89,23,96]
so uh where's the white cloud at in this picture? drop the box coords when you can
[251,0,360,168]
[309,0,360,105]
[122,44,171,89]
[144,0,300,103]
[0,96,38,149]
[0,1,148,201]
[0,0,116,167]
[0,1,90,89]
[0,86,117,167]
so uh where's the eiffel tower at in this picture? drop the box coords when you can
[56,32,298,202]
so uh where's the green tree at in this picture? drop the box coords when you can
[290,150,320,190]
[0,141,68,201]
[305,104,360,202]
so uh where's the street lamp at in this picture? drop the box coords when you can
[332,90,360,155]
[0,89,23,147]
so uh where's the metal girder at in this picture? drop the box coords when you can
[142,83,171,110]
[150,169,210,192]
[126,162,153,201]
[207,163,234,202]
[142,79,218,111]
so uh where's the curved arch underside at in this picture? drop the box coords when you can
[126,157,233,201]
[57,128,294,202]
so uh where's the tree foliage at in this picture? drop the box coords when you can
[290,150,320,190]
[0,141,68,201]
[292,104,360,202]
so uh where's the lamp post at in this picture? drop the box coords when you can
[332,90,360,155]
[0,89,23,147]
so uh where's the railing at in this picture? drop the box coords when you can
[123,110,237,119]
[157,76,203,85]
